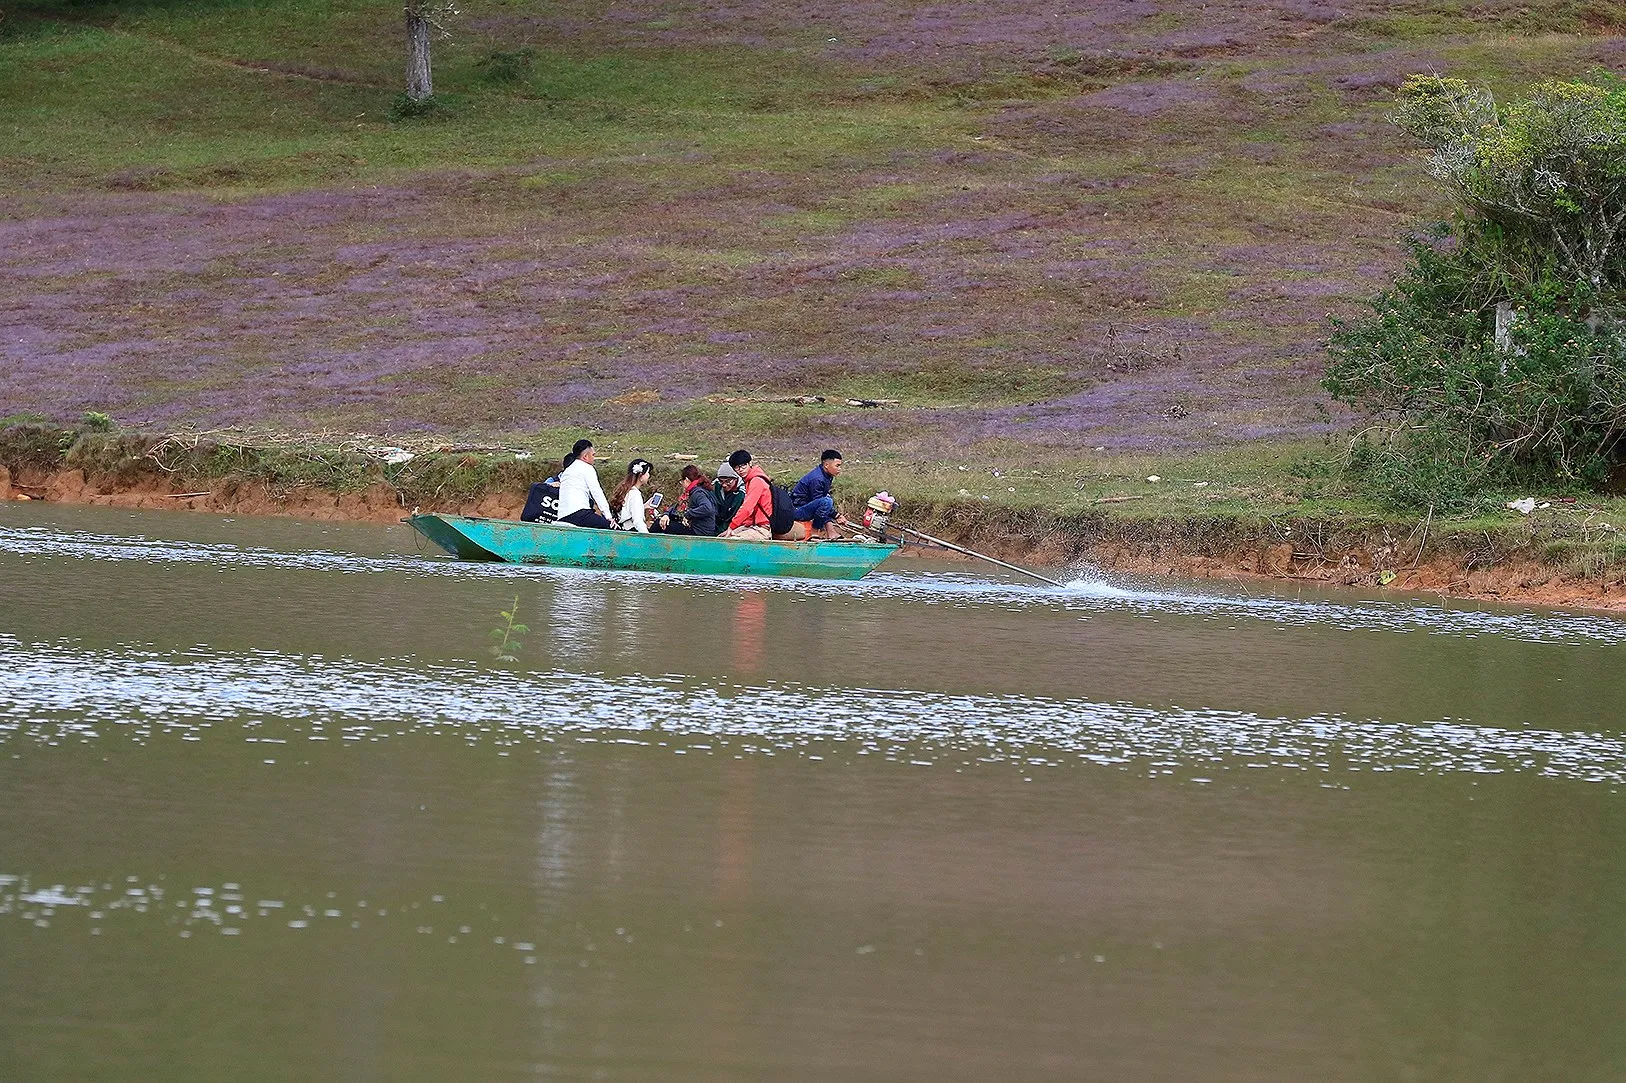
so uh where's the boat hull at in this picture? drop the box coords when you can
[406,514,896,580]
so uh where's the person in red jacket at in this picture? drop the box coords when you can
[720,449,773,541]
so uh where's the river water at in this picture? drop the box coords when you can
[3,504,1624,1080]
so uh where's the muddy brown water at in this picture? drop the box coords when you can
[3,504,1626,1081]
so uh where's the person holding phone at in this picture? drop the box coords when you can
[650,489,693,534]
[611,459,655,532]
[678,464,718,535]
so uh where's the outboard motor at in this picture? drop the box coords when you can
[863,491,896,538]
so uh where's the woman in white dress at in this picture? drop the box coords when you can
[610,458,654,532]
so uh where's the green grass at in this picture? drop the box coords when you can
[0,2,955,193]
[3,0,1607,194]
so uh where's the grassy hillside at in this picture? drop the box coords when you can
[2,0,1622,464]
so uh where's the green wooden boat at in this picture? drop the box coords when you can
[406,514,898,580]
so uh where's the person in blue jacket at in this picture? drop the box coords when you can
[790,449,851,540]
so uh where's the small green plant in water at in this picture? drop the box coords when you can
[488,594,528,663]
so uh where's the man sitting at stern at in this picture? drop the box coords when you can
[791,449,849,540]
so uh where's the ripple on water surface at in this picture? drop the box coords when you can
[0,871,583,965]
[3,635,1624,785]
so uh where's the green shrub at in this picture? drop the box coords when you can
[0,424,73,470]
[1325,72,1626,508]
[1325,234,1626,504]
[79,410,115,432]
[476,48,536,87]
[1344,423,1492,512]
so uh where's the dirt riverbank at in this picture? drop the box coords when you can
[9,455,1626,614]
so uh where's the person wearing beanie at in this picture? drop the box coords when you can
[712,460,744,533]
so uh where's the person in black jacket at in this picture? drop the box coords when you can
[790,449,850,539]
[677,464,719,536]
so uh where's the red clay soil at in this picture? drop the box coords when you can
[10,463,1626,614]
[3,465,503,524]
[1087,544,1626,614]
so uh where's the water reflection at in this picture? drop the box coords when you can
[5,635,1625,783]
[548,576,607,659]
[7,507,1626,1080]
[730,591,768,677]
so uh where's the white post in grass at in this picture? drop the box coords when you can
[1493,300,1522,375]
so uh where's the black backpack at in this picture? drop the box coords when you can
[520,481,560,523]
[768,480,795,536]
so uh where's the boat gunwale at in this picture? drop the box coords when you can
[439,514,898,553]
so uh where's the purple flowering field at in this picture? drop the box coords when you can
[3,0,1620,455]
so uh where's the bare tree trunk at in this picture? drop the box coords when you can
[405,9,433,101]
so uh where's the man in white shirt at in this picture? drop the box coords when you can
[554,439,615,528]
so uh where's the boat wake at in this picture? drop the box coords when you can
[4,634,1625,784]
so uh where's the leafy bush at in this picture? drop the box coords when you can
[1328,237,1626,484]
[1343,422,1492,512]
[1324,72,1626,508]
[1392,72,1626,294]
[79,410,115,432]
